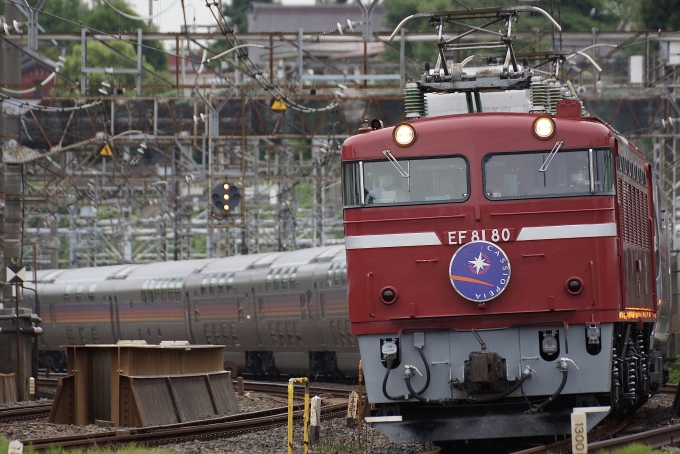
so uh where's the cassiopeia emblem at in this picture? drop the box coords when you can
[449,241,511,302]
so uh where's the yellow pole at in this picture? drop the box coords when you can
[287,377,311,454]
[288,378,294,454]
[358,361,364,426]
[303,380,310,454]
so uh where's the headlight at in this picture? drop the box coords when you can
[532,116,555,140]
[393,123,416,147]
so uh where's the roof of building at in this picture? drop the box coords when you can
[247,3,387,33]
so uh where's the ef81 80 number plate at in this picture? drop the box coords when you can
[447,228,515,245]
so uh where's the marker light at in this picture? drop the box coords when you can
[393,123,416,147]
[532,116,555,140]
[223,183,230,190]
[223,194,230,200]
[380,287,397,304]
[567,277,583,294]
[541,331,558,354]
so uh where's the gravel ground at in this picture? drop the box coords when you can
[2,392,677,453]
[0,393,434,453]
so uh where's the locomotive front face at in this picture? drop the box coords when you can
[342,112,661,442]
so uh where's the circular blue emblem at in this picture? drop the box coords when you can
[449,241,511,303]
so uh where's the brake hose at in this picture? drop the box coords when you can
[383,356,406,400]
[528,365,569,413]
[465,367,533,403]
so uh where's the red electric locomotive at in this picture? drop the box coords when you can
[342,7,673,443]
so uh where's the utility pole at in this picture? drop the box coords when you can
[1,2,22,298]
[1,2,25,400]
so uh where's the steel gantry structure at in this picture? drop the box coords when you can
[1,12,680,269]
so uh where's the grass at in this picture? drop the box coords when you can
[0,438,177,454]
[603,444,658,454]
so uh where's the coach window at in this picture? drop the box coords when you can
[227,273,235,293]
[483,149,614,200]
[265,270,273,291]
[64,284,72,302]
[200,276,209,295]
[161,279,169,301]
[218,274,227,294]
[141,280,149,302]
[282,268,290,289]
[334,265,341,286]
[209,275,218,295]
[76,284,84,302]
[327,264,335,287]
[174,279,182,300]
[290,268,297,287]
[88,284,96,301]
[155,280,162,302]
[273,269,281,290]
[343,156,468,207]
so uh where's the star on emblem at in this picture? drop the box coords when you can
[468,253,490,274]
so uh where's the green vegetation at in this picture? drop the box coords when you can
[602,443,657,454]
[667,354,680,383]
[0,438,176,454]
[640,0,680,31]
[2,0,167,74]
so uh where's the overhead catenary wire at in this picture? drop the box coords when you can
[101,0,181,22]
[203,0,339,113]
[0,92,102,112]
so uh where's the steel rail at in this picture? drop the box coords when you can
[21,402,348,451]
[587,422,680,452]
[0,404,52,423]
[512,416,632,454]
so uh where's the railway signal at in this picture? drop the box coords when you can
[211,182,241,213]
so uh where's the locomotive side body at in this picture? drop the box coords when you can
[342,109,666,442]
[28,246,359,377]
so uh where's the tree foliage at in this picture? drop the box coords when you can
[640,0,680,30]
[62,40,167,94]
[2,0,168,72]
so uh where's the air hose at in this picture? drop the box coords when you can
[402,346,432,402]
[466,369,532,403]
[382,356,406,400]
[528,368,568,413]
[528,357,576,413]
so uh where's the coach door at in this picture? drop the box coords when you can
[108,295,121,343]
[184,291,196,344]
[312,261,334,348]
[243,269,265,348]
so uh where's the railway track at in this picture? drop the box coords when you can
[512,415,632,454]
[6,379,355,451]
[20,400,348,451]
[0,404,52,423]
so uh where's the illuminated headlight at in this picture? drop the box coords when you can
[532,116,555,140]
[393,123,416,147]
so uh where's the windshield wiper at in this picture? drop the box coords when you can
[539,141,564,172]
[383,150,410,178]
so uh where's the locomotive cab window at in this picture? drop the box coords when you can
[484,149,614,200]
[343,156,468,207]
